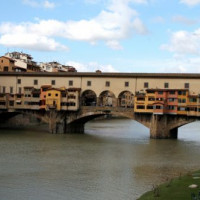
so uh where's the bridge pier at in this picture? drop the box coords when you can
[48,110,67,134]
[150,114,178,139]
[49,110,58,134]
[48,110,85,134]
[64,122,84,134]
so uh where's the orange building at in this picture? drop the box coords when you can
[40,85,52,109]
[135,89,189,115]
[177,90,188,115]
[0,56,15,72]
[187,94,198,116]
[46,88,62,110]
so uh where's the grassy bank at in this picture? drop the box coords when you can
[138,170,200,200]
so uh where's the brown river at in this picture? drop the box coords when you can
[1,118,200,200]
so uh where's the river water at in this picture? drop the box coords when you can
[1,118,200,200]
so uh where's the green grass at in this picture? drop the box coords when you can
[138,170,200,200]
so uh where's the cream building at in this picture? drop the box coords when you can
[0,72,200,99]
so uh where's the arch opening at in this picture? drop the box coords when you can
[98,90,117,107]
[118,91,134,108]
[81,90,97,106]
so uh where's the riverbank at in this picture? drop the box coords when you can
[138,170,200,200]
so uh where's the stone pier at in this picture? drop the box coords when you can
[150,114,178,139]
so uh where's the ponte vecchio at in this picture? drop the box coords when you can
[0,71,200,139]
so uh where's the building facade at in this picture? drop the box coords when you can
[0,56,15,72]
[1,72,200,115]
[40,62,76,73]
[5,52,40,72]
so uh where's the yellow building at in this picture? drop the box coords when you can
[46,88,61,110]
[187,94,198,116]
[145,89,156,113]
[134,92,146,113]
[177,89,188,115]
[134,90,156,113]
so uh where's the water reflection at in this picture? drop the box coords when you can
[0,119,200,200]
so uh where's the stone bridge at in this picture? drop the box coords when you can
[1,106,197,139]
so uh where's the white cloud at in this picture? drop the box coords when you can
[0,0,148,51]
[180,0,200,6]
[172,15,197,25]
[66,61,118,72]
[0,33,68,51]
[160,57,200,73]
[161,29,200,55]
[133,18,148,34]
[127,57,200,73]
[22,0,55,8]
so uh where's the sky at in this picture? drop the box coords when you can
[0,0,200,73]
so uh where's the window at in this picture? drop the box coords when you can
[68,95,76,99]
[156,98,163,101]
[147,105,153,109]
[155,105,163,109]
[164,82,169,88]
[158,91,163,94]
[18,87,22,94]
[168,105,175,110]
[125,82,129,87]
[4,66,8,72]
[137,105,145,109]
[3,86,6,93]
[9,101,14,106]
[178,98,186,103]
[55,93,58,97]
[178,107,186,111]
[168,98,175,102]
[51,80,56,85]
[69,80,73,86]
[105,81,110,87]
[61,93,66,97]
[148,97,155,101]
[189,98,197,102]
[87,81,91,86]
[147,90,155,94]
[34,80,38,85]
[33,94,40,98]
[178,91,186,96]
[16,94,22,98]
[17,79,21,84]
[10,87,13,94]
[185,83,189,89]
[169,91,175,94]
[137,97,145,101]
[48,93,51,96]
[0,102,6,105]
[144,82,148,88]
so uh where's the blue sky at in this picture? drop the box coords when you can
[0,0,200,72]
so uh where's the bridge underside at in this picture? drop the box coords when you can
[0,108,198,139]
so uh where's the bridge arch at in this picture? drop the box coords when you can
[118,90,134,108]
[98,90,117,107]
[81,90,97,106]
